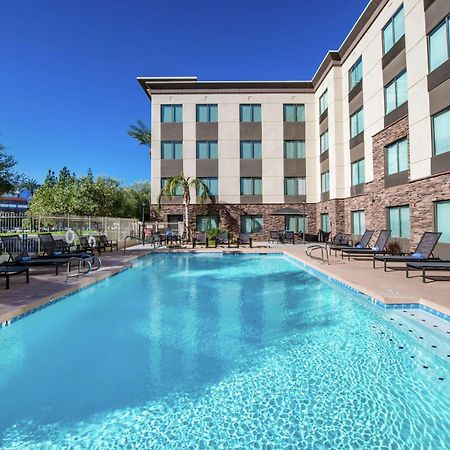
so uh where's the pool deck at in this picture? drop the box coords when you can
[0,243,449,325]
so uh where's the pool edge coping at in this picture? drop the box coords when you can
[1,250,448,328]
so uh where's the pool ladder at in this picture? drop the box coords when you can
[65,256,101,281]
[305,244,330,264]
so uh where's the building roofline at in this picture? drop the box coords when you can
[138,0,389,98]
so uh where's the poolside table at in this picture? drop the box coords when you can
[0,266,30,289]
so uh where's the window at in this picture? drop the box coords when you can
[240,177,262,195]
[197,177,218,196]
[351,159,365,186]
[350,108,364,138]
[284,140,305,159]
[385,70,408,114]
[321,213,330,232]
[241,215,263,233]
[349,57,363,90]
[240,104,261,122]
[161,178,184,196]
[286,215,307,233]
[240,141,262,159]
[196,104,218,122]
[320,130,329,153]
[319,90,328,115]
[386,138,409,175]
[383,5,405,54]
[196,141,218,159]
[161,141,183,160]
[436,201,450,243]
[388,206,410,238]
[432,108,450,156]
[321,171,330,193]
[196,215,219,232]
[161,104,182,123]
[284,177,306,196]
[352,211,366,235]
[283,104,305,122]
[428,16,450,72]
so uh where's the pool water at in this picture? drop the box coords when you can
[0,254,449,448]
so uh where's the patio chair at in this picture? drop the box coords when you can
[406,261,450,283]
[282,230,295,244]
[0,266,29,290]
[78,236,101,255]
[192,232,208,248]
[268,230,280,244]
[0,235,88,276]
[237,233,252,248]
[330,231,373,256]
[98,235,119,252]
[341,230,391,260]
[373,232,442,271]
[215,232,230,248]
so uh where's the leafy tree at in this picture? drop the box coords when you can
[0,141,21,195]
[157,173,214,240]
[128,120,152,148]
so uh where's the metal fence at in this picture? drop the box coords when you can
[0,212,142,256]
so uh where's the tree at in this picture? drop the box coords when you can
[156,173,214,240]
[0,141,21,195]
[128,120,152,148]
[19,177,40,196]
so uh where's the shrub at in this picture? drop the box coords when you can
[386,240,402,254]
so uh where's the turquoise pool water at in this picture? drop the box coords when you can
[0,254,449,448]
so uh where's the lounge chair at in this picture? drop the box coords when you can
[1,235,87,275]
[0,266,29,289]
[38,233,88,257]
[341,230,391,260]
[373,232,442,271]
[215,232,230,248]
[406,261,450,282]
[192,232,208,248]
[237,233,252,248]
[268,230,280,244]
[330,230,374,256]
[98,234,118,252]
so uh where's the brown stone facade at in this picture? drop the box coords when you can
[152,203,316,241]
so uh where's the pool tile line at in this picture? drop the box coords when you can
[282,253,450,323]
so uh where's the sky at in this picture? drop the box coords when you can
[1,0,369,186]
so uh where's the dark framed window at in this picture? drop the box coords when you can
[349,57,363,90]
[382,5,405,54]
[386,138,408,174]
[196,141,218,159]
[196,178,218,196]
[240,104,261,122]
[284,140,305,158]
[196,104,218,122]
[435,201,450,243]
[240,177,262,195]
[161,104,182,123]
[432,108,450,156]
[428,14,450,72]
[240,141,262,159]
[196,215,219,231]
[385,70,408,114]
[241,215,263,233]
[283,104,305,122]
[351,159,365,186]
[319,90,328,115]
[161,141,183,160]
[284,177,306,195]
[351,210,365,235]
[388,205,410,238]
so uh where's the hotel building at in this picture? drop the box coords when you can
[139,0,450,257]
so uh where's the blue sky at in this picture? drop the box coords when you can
[1,0,368,186]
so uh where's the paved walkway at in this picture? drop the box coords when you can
[1,243,449,324]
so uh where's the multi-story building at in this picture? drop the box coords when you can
[139,0,450,257]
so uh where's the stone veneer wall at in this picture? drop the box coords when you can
[152,203,317,241]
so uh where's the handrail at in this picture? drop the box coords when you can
[66,257,92,281]
[305,244,330,264]
[88,255,102,271]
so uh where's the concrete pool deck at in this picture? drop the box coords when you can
[0,243,449,325]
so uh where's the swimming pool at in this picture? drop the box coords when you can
[0,254,449,448]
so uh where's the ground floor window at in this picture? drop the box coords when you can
[285,215,307,233]
[196,215,219,232]
[388,205,410,238]
[321,213,330,232]
[436,201,450,243]
[351,210,365,235]
[167,215,183,230]
[386,138,408,175]
[241,215,263,233]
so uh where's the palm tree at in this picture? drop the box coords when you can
[19,177,40,196]
[157,173,215,241]
[127,120,152,148]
